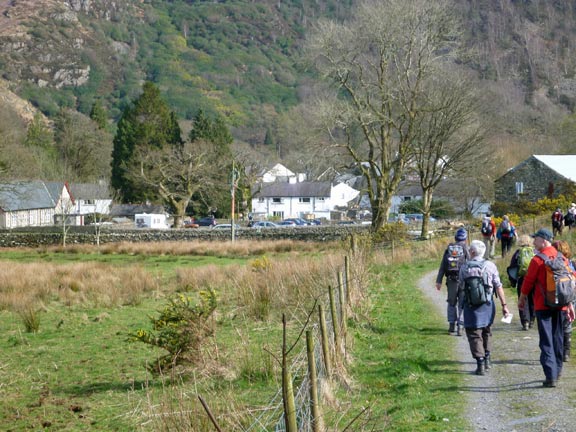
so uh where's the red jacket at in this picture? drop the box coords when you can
[521,245,567,311]
[482,218,496,238]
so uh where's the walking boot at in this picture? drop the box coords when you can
[475,358,485,376]
[484,353,491,370]
[448,322,455,334]
[456,324,462,336]
[563,333,571,362]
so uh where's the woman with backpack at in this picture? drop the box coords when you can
[507,235,535,331]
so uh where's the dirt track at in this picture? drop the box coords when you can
[419,270,576,431]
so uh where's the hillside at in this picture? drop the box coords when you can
[0,0,575,174]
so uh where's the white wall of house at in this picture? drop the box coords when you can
[330,183,360,208]
[262,163,306,183]
[135,213,168,229]
[74,199,112,217]
[251,183,359,220]
[0,208,55,229]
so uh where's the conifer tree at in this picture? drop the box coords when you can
[111,82,183,202]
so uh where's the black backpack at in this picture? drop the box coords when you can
[462,260,492,307]
[481,219,492,235]
[446,243,466,277]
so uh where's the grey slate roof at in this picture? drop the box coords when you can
[253,182,332,198]
[69,182,111,200]
[0,181,64,211]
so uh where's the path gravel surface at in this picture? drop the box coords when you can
[419,270,576,432]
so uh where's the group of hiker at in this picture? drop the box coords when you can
[436,213,576,387]
[551,203,576,236]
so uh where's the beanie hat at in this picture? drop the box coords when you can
[455,228,467,241]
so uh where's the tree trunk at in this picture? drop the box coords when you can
[420,187,434,238]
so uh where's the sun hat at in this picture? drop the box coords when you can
[530,228,553,242]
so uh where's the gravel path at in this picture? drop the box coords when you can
[419,270,576,432]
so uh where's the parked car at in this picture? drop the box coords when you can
[196,216,216,227]
[251,221,280,229]
[212,223,240,230]
[337,220,357,225]
[278,220,297,227]
[308,219,322,225]
[283,218,308,226]
[183,219,199,228]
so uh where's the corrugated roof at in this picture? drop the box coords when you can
[0,181,62,211]
[253,182,332,198]
[533,155,576,182]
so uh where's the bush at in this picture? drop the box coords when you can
[132,290,217,373]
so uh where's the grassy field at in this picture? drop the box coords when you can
[0,238,471,431]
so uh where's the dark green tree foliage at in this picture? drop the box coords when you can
[89,100,108,130]
[111,82,183,202]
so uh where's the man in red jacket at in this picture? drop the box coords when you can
[519,228,575,387]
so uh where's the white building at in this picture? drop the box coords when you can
[251,181,359,221]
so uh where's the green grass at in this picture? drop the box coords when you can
[0,246,470,431]
[347,260,469,431]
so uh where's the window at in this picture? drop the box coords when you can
[299,197,310,203]
[258,197,264,203]
[317,197,325,202]
[272,197,282,203]
[515,182,524,195]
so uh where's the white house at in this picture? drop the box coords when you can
[261,163,306,184]
[0,180,76,229]
[69,182,113,225]
[251,181,359,221]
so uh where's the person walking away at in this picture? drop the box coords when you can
[436,228,469,335]
[458,240,510,375]
[519,228,576,387]
[552,240,575,362]
[507,235,536,331]
[480,212,496,259]
[565,203,576,230]
[552,208,564,237]
[497,215,517,258]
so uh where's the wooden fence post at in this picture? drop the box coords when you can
[337,272,347,353]
[344,255,351,304]
[306,330,321,432]
[318,304,331,377]
[328,285,341,358]
[282,314,298,432]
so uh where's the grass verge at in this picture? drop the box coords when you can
[346,259,468,431]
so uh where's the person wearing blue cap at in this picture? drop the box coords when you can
[436,227,469,335]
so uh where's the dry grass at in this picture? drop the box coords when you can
[0,261,159,310]
[37,239,338,257]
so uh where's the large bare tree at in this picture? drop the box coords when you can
[303,0,460,230]
[411,76,487,237]
[127,140,217,228]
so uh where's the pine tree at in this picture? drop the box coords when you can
[89,100,108,130]
[111,82,183,202]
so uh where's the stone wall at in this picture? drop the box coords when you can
[494,156,572,202]
[0,225,370,247]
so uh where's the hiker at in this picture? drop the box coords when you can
[496,215,517,258]
[435,228,469,335]
[552,208,564,237]
[458,240,510,376]
[480,212,496,259]
[552,240,575,362]
[519,228,576,387]
[565,203,576,230]
[507,235,535,331]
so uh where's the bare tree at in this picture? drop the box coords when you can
[303,0,459,230]
[126,140,217,228]
[411,76,487,237]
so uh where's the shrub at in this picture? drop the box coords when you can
[132,290,217,373]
